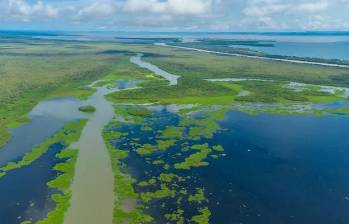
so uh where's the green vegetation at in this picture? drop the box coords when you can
[165,209,185,224]
[174,147,211,170]
[78,105,96,113]
[0,42,119,147]
[140,184,176,203]
[180,108,227,140]
[35,148,78,224]
[158,126,184,139]
[114,106,153,124]
[0,39,340,150]
[127,107,152,117]
[0,120,86,178]
[188,188,206,204]
[191,207,211,224]
[136,139,176,156]
[212,145,224,152]
[105,42,349,107]
[3,37,349,224]
[103,114,220,223]
[0,39,163,148]
[103,130,153,224]
[145,45,349,88]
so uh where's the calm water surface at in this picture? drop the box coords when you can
[234,41,349,60]
[205,111,349,224]
[0,142,66,224]
[112,109,349,224]
[0,80,138,223]
[0,97,86,166]
[130,53,180,85]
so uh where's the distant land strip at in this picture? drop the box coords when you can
[156,43,349,69]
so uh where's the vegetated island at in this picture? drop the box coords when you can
[78,105,96,113]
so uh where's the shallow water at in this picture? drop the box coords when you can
[130,53,180,85]
[110,109,349,224]
[316,101,349,110]
[0,142,66,224]
[0,80,136,224]
[64,83,134,224]
[0,97,86,166]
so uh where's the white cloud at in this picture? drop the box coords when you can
[241,0,339,30]
[0,0,348,31]
[297,1,329,13]
[77,1,117,19]
[243,0,289,17]
[6,0,58,19]
[123,0,212,15]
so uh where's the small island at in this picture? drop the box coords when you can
[78,105,96,113]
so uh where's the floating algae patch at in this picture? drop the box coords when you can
[103,106,228,223]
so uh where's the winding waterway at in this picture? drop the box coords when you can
[64,86,115,224]
[130,53,180,85]
[64,57,180,223]
[0,52,180,223]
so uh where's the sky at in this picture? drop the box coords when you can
[0,0,349,31]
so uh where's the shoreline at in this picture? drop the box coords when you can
[64,86,115,224]
[156,43,349,69]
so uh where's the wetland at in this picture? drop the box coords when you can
[0,33,349,224]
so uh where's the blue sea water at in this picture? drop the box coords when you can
[234,40,349,60]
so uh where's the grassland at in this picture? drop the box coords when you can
[0,38,159,147]
[104,43,349,106]
[0,38,128,147]
[2,37,348,149]
[108,42,349,87]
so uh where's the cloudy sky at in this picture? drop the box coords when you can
[1,0,348,31]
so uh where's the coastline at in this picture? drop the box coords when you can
[156,43,349,69]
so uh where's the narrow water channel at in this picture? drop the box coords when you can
[64,86,115,224]
[64,55,179,223]
[130,53,180,85]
